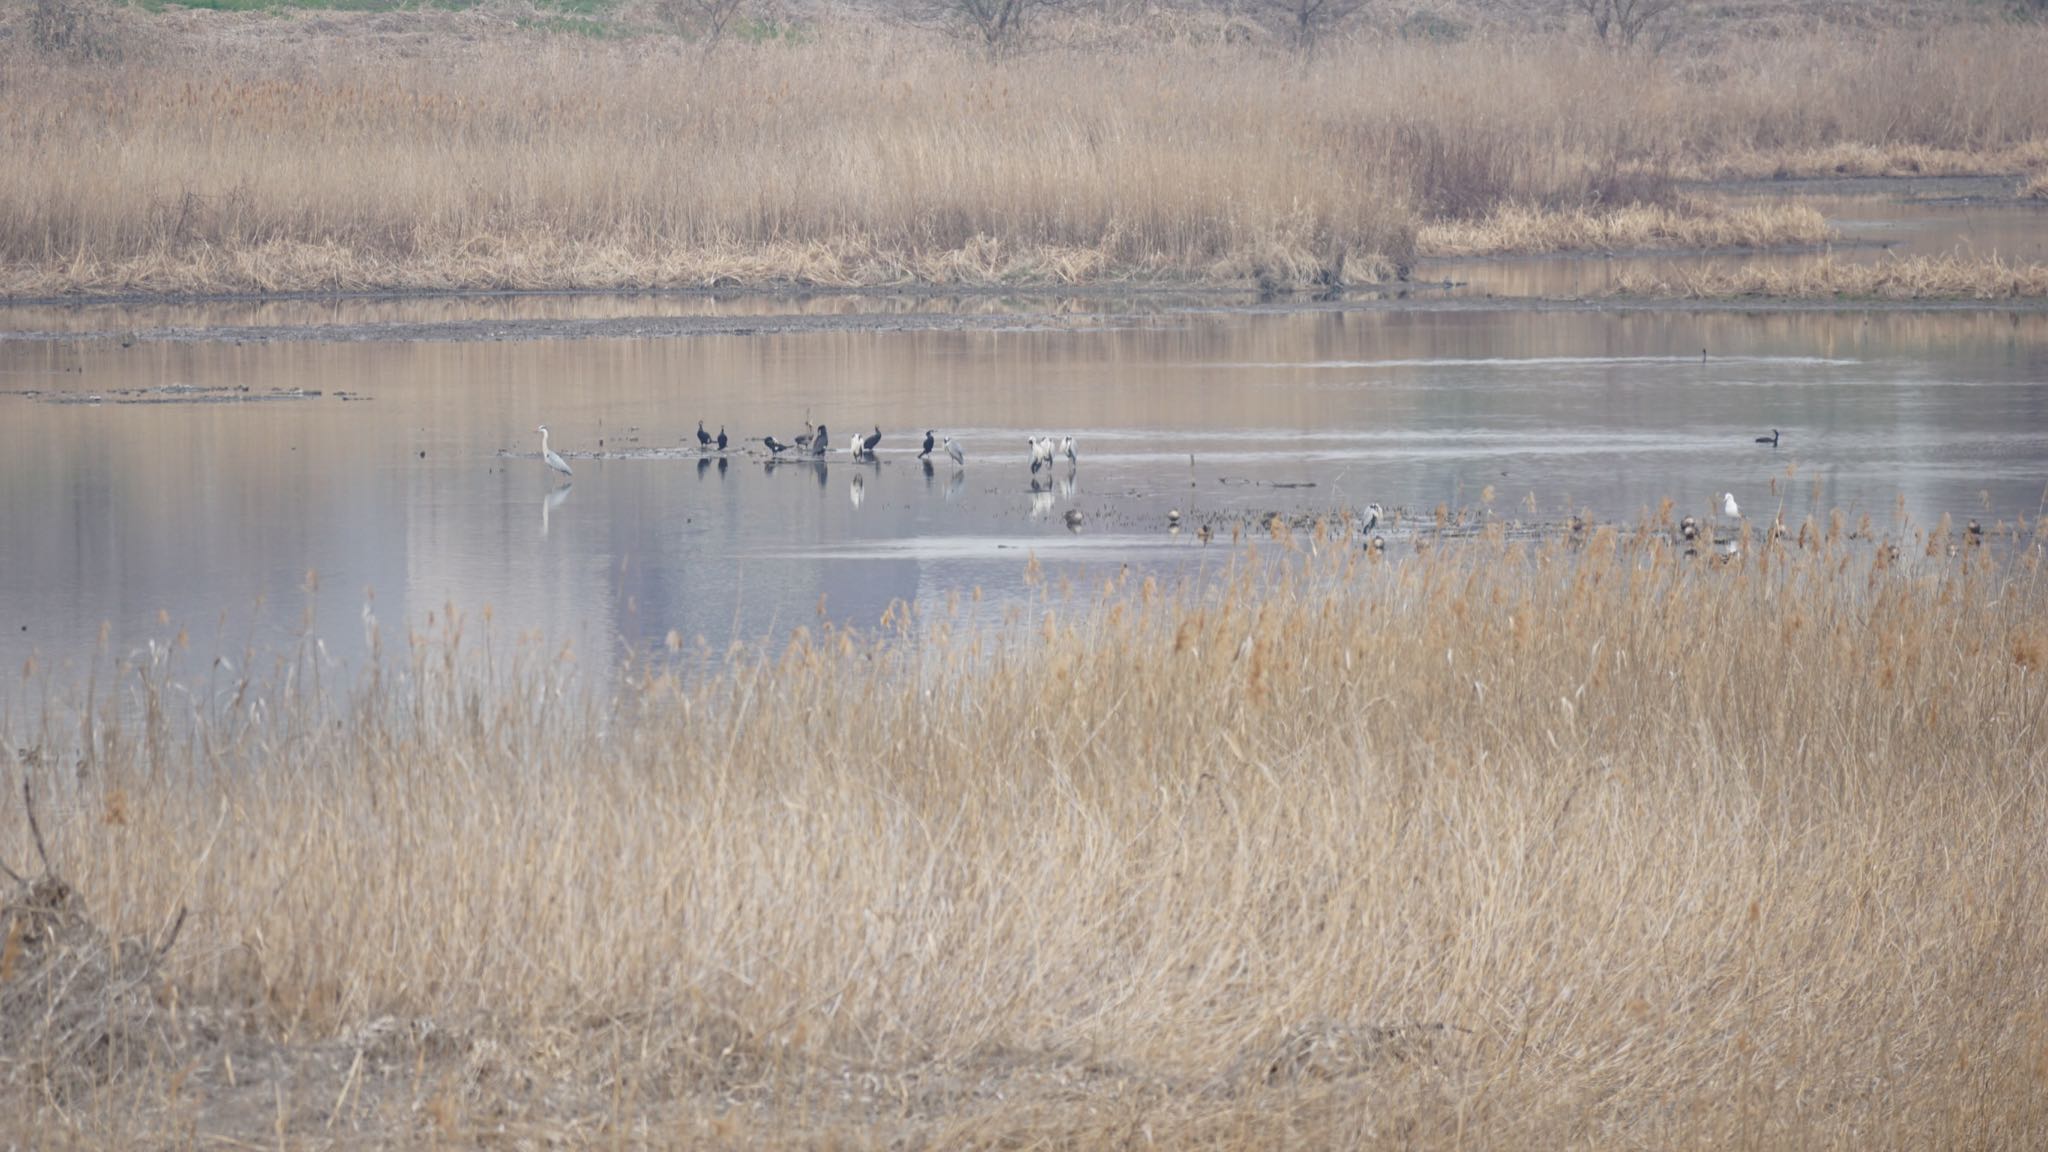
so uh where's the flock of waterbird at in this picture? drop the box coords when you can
[532,419,1787,547]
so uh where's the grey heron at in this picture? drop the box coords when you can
[1361,503,1382,534]
[536,425,573,477]
[1723,492,1741,519]
[945,437,965,466]
[796,410,815,449]
[1756,429,1779,446]
[697,420,711,449]
[919,431,935,459]
[1060,436,1076,463]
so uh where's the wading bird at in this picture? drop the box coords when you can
[795,410,815,450]
[697,420,711,449]
[1060,436,1077,463]
[1361,503,1382,534]
[919,430,936,459]
[1064,508,1084,531]
[849,432,862,456]
[945,437,965,466]
[716,426,728,451]
[1756,429,1780,446]
[863,426,883,456]
[1723,492,1741,519]
[537,425,573,477]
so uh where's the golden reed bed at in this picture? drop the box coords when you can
[2,14,2046,297]
[4,513,2046,1147]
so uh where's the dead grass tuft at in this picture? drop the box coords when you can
[1418,199,1831,257]
[1612,252,2048,299]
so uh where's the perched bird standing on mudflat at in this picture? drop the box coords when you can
[945,437,966,466]
[697,420,711,449]
[716,426,728,451]
[812,424,830,457]
[863,427,883,457]
[919,430,936,460]
[1723,492,1741,519]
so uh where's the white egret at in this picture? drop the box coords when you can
[849,432,862,456]
[1723,492,1741,519]
[536,425,573,477]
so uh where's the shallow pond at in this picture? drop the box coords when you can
[3,187,2046,684]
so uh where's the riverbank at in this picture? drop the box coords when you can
[3,526,2045,1148]
[3,9,2045,299]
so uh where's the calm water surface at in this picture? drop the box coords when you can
[4,206,2047,684]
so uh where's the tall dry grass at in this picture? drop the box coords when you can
[3,19,2047,296]
[4,515,2047,1146]
[1614,251,2048,299]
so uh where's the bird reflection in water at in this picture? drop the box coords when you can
[541,482,573,537]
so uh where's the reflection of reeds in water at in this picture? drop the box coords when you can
[4,511,2047,1142]
[4,25,2046,296]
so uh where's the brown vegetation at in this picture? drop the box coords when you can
[1417,199,1830,257]
[0,8,2043,297]
[1612,252,2048,299]
[4,516,2047,1146]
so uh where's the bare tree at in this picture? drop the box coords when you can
[938,0,1049,55]
[1573,0,1685,48]
[657,0,751,47]
[1254,0,1366,54]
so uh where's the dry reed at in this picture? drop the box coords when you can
[1613,252,2048,299]
[2,18,2046,297]
[4,516,2046,1147]
[1417,199,1830,257]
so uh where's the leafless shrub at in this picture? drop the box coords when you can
[1251,0,1366,53]
[1572,0,1684,48]
[27,0,123,60]
[937,0,1054,55]
[654,0,750,46]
